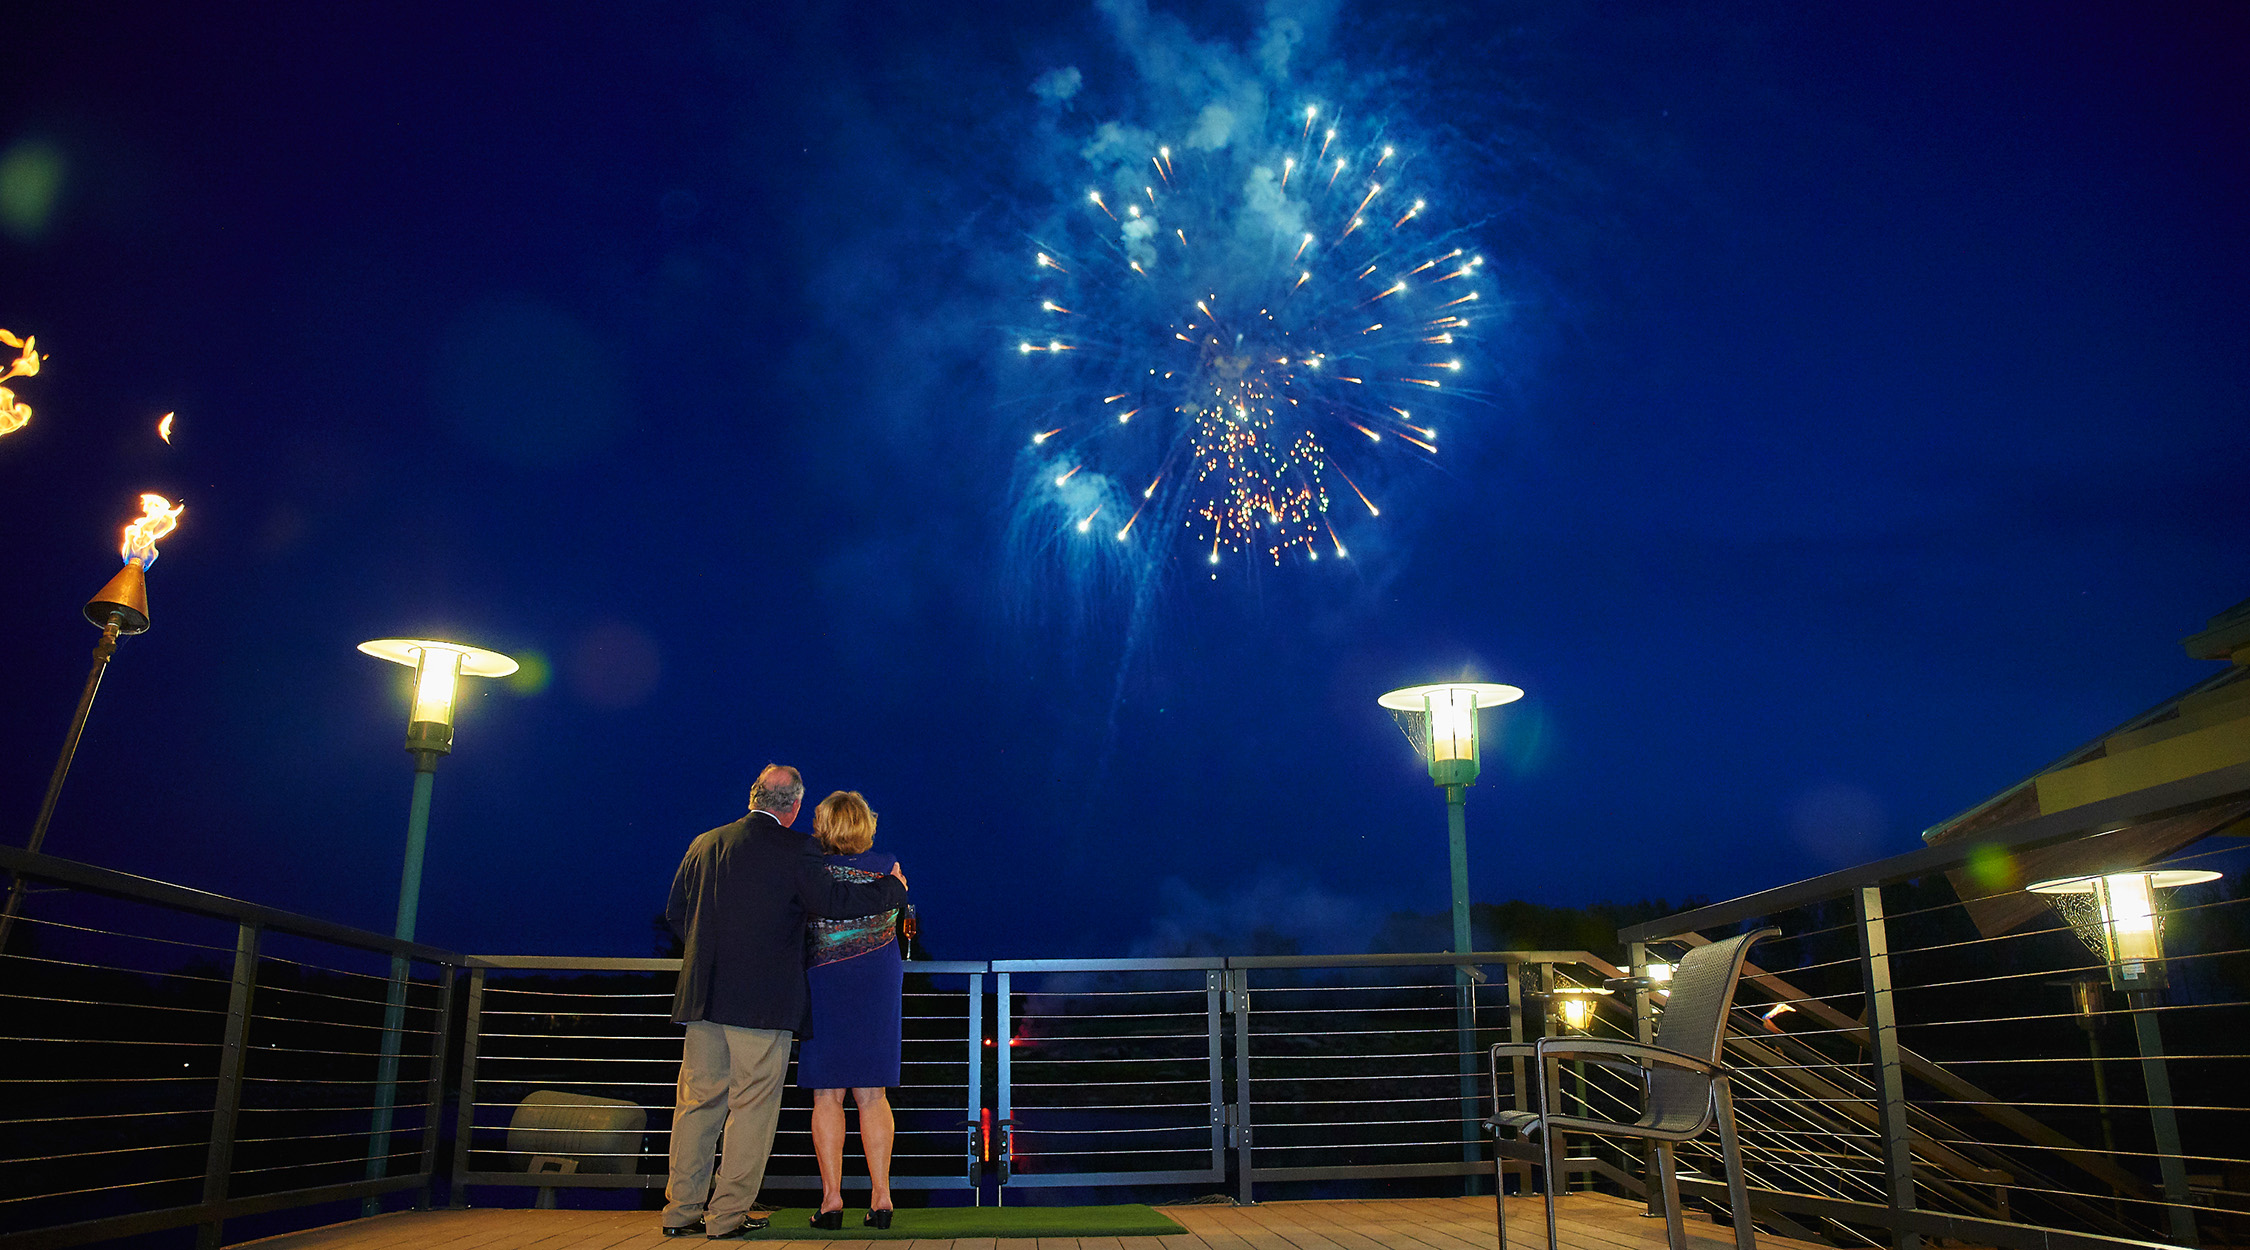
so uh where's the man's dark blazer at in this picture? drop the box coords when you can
[665,810,908,1032]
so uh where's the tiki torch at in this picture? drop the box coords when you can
[1,494,183,952]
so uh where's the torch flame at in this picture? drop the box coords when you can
[0,328,43,438]
[158,412,176,443]
[120,494,184,568]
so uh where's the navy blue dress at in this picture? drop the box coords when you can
[795,850,903,1089]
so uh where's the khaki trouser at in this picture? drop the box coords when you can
[664,1022,792,1232]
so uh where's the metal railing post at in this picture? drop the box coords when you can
[1500,959,1525,1199]
[1505,961,1527,1114]
[995,971,1012,1206]
[1856,886,1921,1250]
[1631,940,1661,1218]
[2129,1005,2198,1244]
[449,967,484,1208]
[417,965,456,1210]
[966,970,984,1203]
[1536,961,1564,1194]
[1206,969,1227,1181]
[1458,957,1482,1193]
[1231,967,1255,1205]
[196,922,260,1250]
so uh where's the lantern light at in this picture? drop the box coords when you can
[1378,681,1523,787]
[2028,870,2220,996]
[359,638,517,756]
[1550,985,1611,1033]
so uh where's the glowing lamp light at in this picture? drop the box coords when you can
[1552,986,1610,1033]
[1378,681,1523,788]
[2029,869,2220,995]
[358,639,517,757]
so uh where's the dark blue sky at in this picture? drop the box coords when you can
[4,1,2244,961]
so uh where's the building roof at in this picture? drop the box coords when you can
[1924,596,2250,936]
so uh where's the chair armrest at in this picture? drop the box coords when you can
[1533,1036,1721,1075]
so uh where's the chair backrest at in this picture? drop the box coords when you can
[1652,928,1776,1064]
[1641,927,1778,1133]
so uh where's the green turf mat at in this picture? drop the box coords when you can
[716,1203,1186,1239]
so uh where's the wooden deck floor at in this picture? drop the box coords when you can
[232,1193,1829,1250]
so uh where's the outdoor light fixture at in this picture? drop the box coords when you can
[1550,986,1611,1033]
[1608,959,1676,996]
[357,638,515,1206]
[1380,681,1524,789]
[2028,869,2220,997]
[1378,680,1524,957]
[358,638,516,761]
[1379,678,1524,1182]
[1,495,183,954]
[2028,867,2219,1243]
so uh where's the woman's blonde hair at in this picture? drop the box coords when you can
[813,790,876,855]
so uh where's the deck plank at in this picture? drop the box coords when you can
[230,1196,1836,1250]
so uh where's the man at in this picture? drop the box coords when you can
[661,764,908,1238]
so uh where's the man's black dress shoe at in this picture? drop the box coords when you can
[809,1209,844,1230]
[659,1220,705,1237]
[705,1215,771,1238]
[864,1208,894,1229]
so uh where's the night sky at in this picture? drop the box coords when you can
[4,1,2245,963]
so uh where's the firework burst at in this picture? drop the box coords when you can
[1012,103,1486,576]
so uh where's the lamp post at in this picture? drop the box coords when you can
[1378,679,1524,1189]
[2051,977,2119,1161]
[2029,868,2219,1243]
[1,495,183,955]
[357,638,516,1207]
[1548,984,1610,1190]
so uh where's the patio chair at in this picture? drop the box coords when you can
[1484,927,1779,1250]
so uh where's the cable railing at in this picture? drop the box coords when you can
[1228,951,1623,1200]
[0,845,457,1250]
[8,763,2247,1250]
[449,956,987,1201]
[1604,759,2250,1250]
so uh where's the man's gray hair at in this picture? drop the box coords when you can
[747,764,804,815]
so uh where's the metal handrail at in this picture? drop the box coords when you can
[1620,759,2250,942]
[0,845,464,966]
[10,836,2243,1250]
[0,846,461,1250]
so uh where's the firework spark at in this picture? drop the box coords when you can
[1012,108,1484,573]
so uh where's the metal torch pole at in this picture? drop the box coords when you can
[0,613,127,954]
[1447,782,1480,1187]
[364,750,439,1212]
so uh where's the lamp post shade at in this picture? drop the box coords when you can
[1378,681,1524,787]
[358,639,517,756]
[2029,869,2220,994]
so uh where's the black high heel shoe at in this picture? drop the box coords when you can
[864,1208,894,1229]
[809,1209,844,1230]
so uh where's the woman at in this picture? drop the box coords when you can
[796,790,903,1229]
